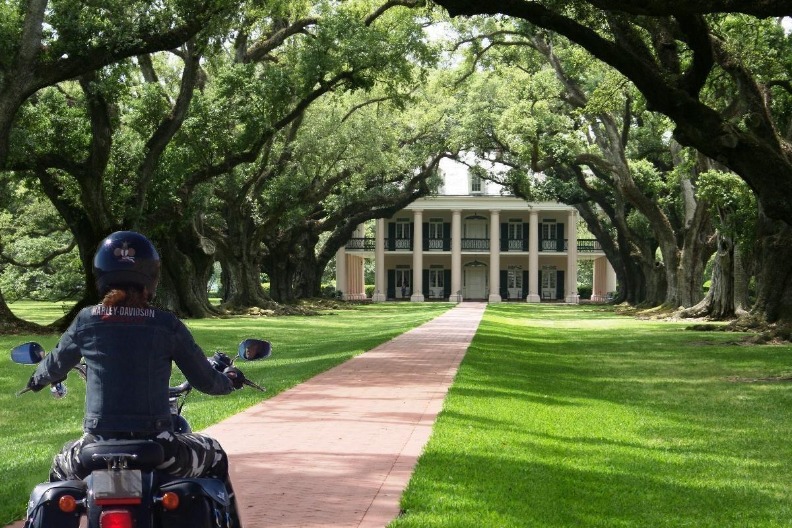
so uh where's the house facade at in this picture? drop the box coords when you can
[335,167,617,303]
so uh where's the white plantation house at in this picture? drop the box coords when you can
[335,160,617,303]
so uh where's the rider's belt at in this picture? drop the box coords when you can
[84,416,172,433]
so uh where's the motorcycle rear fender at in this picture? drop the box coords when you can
[157,478,231,528]
[159,477,230,506]
[26,480,86,528]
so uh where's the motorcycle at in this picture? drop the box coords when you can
[11,338,272,528]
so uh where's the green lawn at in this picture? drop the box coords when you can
[7,299,74,325]
[0,301,452,525]
[5,302,792,527]
[392,304,792,528]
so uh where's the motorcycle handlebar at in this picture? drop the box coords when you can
[167,374,265,395]
[19,366,263,396]
[168,381,192,397]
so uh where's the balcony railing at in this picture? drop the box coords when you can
[461,238,489,251]
[426,238,448,251]
[345,237,375,251]
[373,238,415,250]
[347,237,604,253]
[577,239,602,252]
[540,239,565,252]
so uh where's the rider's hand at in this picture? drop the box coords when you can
[26,375,45,393]
[210,352,233,372]
[223,367,245,390]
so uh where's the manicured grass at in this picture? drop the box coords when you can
[392,304,792,528]
[7,299,74,325]
[0,301,452,525]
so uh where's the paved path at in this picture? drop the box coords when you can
[6,302,486,528]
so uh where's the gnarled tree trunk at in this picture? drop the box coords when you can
[0,288,47,334]
[155,232,218,318]
[753,214,792,323]
[681,232,735,319]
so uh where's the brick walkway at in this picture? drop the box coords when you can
[5,302,485,528]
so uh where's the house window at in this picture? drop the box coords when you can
[507,266,523,289]
[508,220,523,240]
[428,219,444,250]
[429,267,445,288]
[396,266,411,297]
[541,219,557,240]
[507,220,523,251]
[395,220,411,249]
[428,219,443,239]
[470,174,483,194]
[542,265,558,298]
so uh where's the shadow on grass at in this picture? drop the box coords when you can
[396,449,784,527]
[393,304,792,527]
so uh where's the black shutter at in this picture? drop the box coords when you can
[523,223,529,251]
[538,223,544,251]
[556,270,565,299]
[500,270,508,299]
[387,223,395,251]
[443,223,451,251]
[423,269,430,298]
[556,223,564,252]
[423,222,429,251]
[387,270,396,299]
[522,270,529,298]
[410,222,415,250]
[443,269,452,298]
[501,223,508,251]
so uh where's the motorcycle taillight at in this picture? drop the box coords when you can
[100,509,134,528]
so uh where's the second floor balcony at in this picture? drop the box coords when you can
[345,237,603,253]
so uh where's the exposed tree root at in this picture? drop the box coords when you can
[0,320,50,335]
[684,312,792,344]
[220,298,361,317]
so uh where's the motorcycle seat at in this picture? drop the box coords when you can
[79,439,165,471]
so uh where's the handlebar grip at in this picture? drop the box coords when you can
[168,381,192,397]
[243,379,266,392]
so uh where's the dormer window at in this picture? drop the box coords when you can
[470,174,483,194]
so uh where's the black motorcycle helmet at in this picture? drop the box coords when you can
[93,231,160,298]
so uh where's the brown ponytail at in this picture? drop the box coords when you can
[102,287,149,308]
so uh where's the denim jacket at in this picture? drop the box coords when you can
[32,305,233,434]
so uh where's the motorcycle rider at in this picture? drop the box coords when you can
[26,230,243,525]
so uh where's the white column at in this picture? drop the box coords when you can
[527,210,541,302]
[605,258,617,295]
[373,219,386,302]
[335,247,347,299]
[488,209,502,303]
[351,256,365,300]
[411,209,425,302]
[565,209,579,303]
[450,209,462,303]
[592,257,605,301]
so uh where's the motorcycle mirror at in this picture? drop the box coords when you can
[11,342,46,365]
[237,339,272,361]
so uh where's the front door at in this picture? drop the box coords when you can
[465,268,487,299]
[507,266,523,300]
[428,268,445,299]
[541,268,557,299]
[396,269,411,299]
